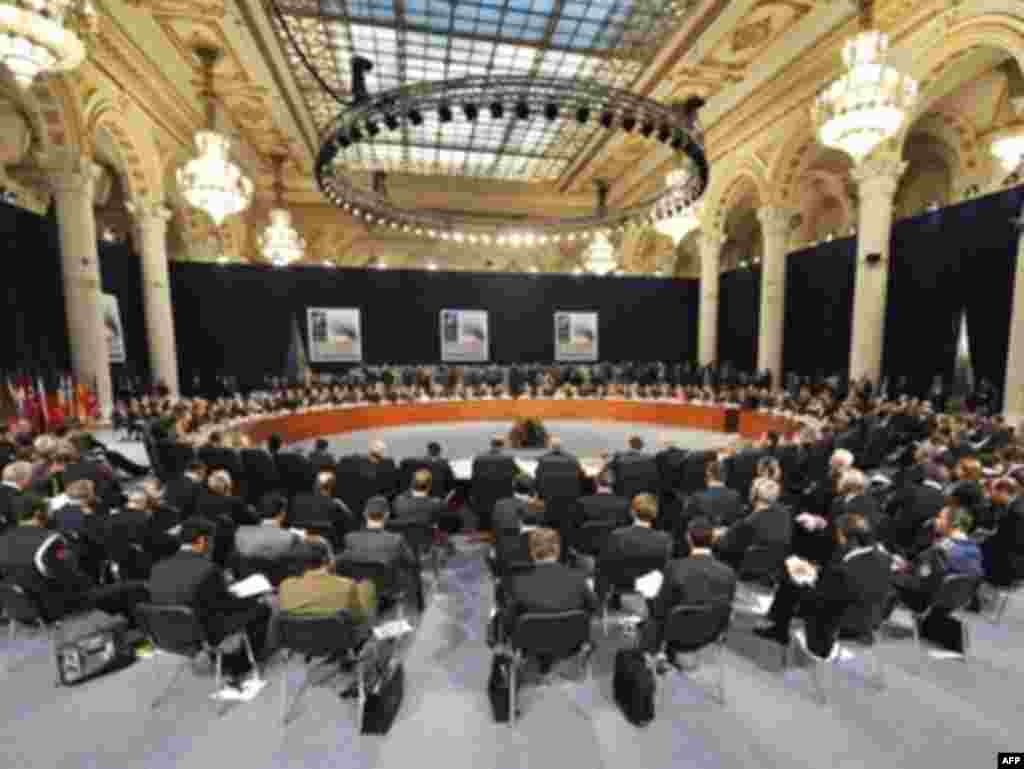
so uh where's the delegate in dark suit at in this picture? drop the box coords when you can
[609,447,660,500]
[535,446,585,531]
[470,445,519,530]
[502,561,598,635]
[645,552,737,651]
[598,522,673,596]
[688,483,745,527]
[714,492,792,571]
[391,492,444,527]
[983,483,1024,586]
[163,473,204,521]
[883,479,945,554]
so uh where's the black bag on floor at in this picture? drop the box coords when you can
[361,659,405,735]
[55,617,139,686]
[488,653,512,723]
[613,648,655,726]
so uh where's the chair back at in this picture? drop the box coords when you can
[0,581,45,625]
[335,558,401,597]
[663,603,731,653]
[387,519,435,559]
[738,544,786,585]
[572,520,617,557]
[931,574,981,613]
[277,610,364,659]
[510,609,591,659]
[135,603,208,657]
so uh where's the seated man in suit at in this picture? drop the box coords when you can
[830,469,882,527]
[392,469,445,527]
[889,506,983,615]
[655,436,688,496]
[608,436,660,500]
[499,527,598,648]
[103,490,178,579]
[197,470,256,526]
[307,439,336,474]
[148,517,271,688]
[882,462,947,555]
[687,459,744,527]
[642,516,737,654]
[576,470,631,528]
[983,477,1024,586]
[52,479,110,582]
[597,493,673,603]
[0,494,147,623]
[470,436,519,531]
[340,496,422,610]
[535,436,585,543]
[492,475,544,536]
[755,514,892,656]
[289,471,354,543]
[713,478,792,570]
[0,460,32,533]
[234,492,324,572]
[365,439,400,501]
[163,460,207,521]
[279,543,376,623]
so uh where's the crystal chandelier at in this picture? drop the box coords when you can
[259,154,305,266]
[585,231,617,275]
[990,127,1024,173]
[654,172,701,245]
[811,2,917,162]
[0,0,97,87]
[176,47,253,226]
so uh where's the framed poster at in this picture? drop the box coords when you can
[101,293,127,364]
[554,311,599,362]
[440,309,490,362]
[307,307,363,362]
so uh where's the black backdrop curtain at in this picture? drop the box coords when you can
[782,236,856,378]
[98,239,150,387]
[882,185,1023,396]
[0,202,70,373]
[717,267,760,373]
[170,263,700,392]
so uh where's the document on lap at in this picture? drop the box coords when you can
[229,574,274,598]
[635,570,664,599]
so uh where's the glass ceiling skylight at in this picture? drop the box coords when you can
[271,0,682,180]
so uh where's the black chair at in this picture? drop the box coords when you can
[597,552,670,634]
[231,554,306,587]
[387,519,441,583]
[901,574,981,661]
[785,622,886,705]
[737,544,787,586]
[334,559,410,617]
[276,610,372,726]
[657,603,732,704]
[277,453,315,500]
[505,609,593,723]
[135,603,262,709]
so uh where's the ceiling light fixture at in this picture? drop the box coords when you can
[259,153,305,267]
[812,0,917,161]
[990,126,1024,173]
[176,46,253,226]
[0,0,97,87]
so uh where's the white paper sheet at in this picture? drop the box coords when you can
[228,574,273,598]
[635,570,664,599]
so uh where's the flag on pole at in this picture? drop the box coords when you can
[36,373,49,431]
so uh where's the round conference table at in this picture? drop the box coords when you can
[233,399,805,448]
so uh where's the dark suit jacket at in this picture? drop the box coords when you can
[715,502,792,560]
[655,447,688,493]
[0,483,25,531]
[650,553,737,639]
[398,456,456,499]
[599,525,673,585]
[148,549,259,641]
[609,450,661,500]
[576,493,631,528]
[830,493,882,527]
[723,448,766,502]
[805,545,893,640]
[470,451,519,527]
[307,450,337,474]
[163,476,203,520]
[503,561,598,627]
[342,529,418,574]
[688,484,745,527]
[492,496,531,534]
[391,493,444,527]
[196,489,257,526]
[983,497,1024,585]
[0,525,91,620]
[883,482,944,552]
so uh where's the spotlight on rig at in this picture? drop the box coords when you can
[463,103,479,121]
[621,113,636,132]
[490,101,504,119]
[408,108,423,126]
[384,114,400,131]
[576,105,590,123]
[515,100,530,120]
[544,102,558,121]
[438,103,453,123]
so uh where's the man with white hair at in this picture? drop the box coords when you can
[0,460,33,532]
[713,477,792,570]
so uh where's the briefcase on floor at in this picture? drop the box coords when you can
[613,648,655,727]
[360,659,405,735]
[487,653,512,723]
[55,617,139,686]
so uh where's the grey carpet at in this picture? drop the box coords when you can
[1,429,1014,768]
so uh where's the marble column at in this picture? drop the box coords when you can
[757,206,791,386]
[698,230,725,366]
[848,150,906,386]
[1002,205,1024,428]
[131,203,180,397]
[50,160,113,419]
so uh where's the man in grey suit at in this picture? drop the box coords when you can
[340,496,422,607]
[392,469,445,527]
[234,493,324,564]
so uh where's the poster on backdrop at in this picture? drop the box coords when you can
[554,311,599,361]
[440,309,490,362]
[101,293,126,364]
[307,307,363,362]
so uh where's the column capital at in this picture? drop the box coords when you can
[757,205,794,240]
[852,150,907,198]
[46,157,103,201]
